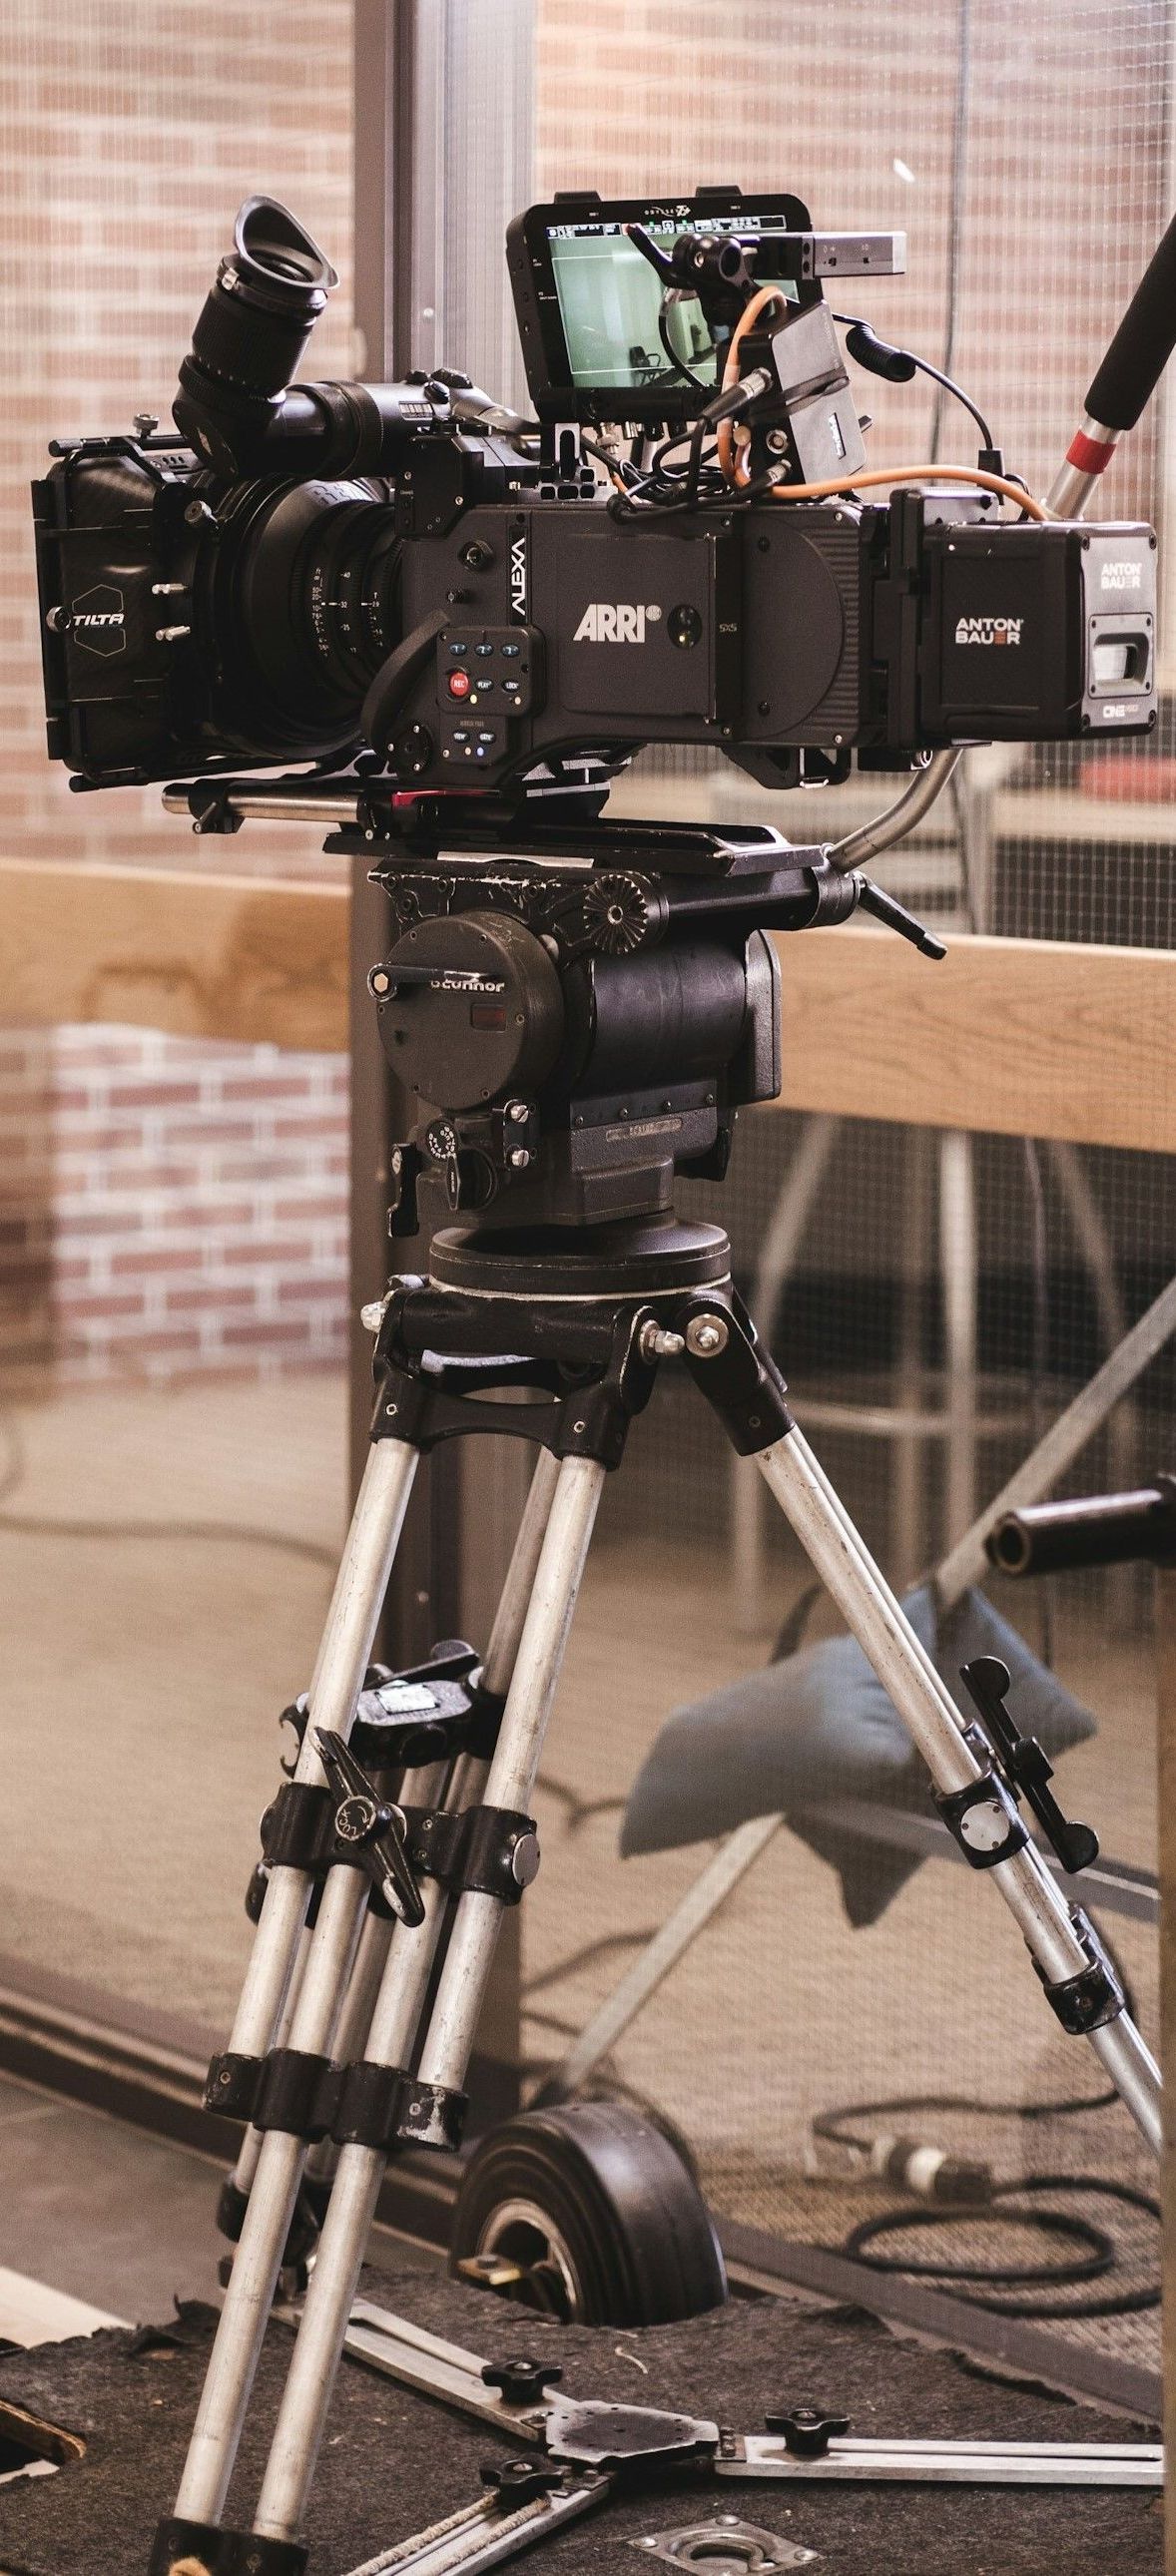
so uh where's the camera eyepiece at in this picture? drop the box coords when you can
[176,196,338,471]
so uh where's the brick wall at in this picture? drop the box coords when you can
[0,1030,348,1381]
[2,0,355,1381]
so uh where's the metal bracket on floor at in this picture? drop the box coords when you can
[305,2290,1163,2576]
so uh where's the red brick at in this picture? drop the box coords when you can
[107,1083,203,1111]
[277,1278,346,1304]
[111,1247,202,1277]
[219,1075,319,1103]
[164,1284,256,1313]
[56,1292,145,1321]
[274,1196,347,1224]
[161,1201,254,1231]
[219,1237,315,1267]
[222,1317,315,1347]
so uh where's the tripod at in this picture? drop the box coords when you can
[153,1206,1163,2576]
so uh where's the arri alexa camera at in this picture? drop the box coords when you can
[33,187,1159,1241]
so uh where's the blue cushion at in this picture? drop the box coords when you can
[620,1585,1097,1923]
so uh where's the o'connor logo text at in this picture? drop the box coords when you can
[954,614,1023,647]
[573,603,663,643]
[430,972,505,995]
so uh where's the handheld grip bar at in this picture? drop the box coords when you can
[1086,210,1176,433]
[988,1478,1176,1577]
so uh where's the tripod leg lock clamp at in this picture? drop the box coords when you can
[1034,1905,1126,2035]
[204,2047,468,2151]
[149,2518,307,2575]
[405,1802,540,1903]
[258,1782,540,1909]
[206,2047,339,2138]
[331,2060,468,2152]
[933,1765,1030,1869]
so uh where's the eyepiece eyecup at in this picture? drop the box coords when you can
[175,197,340,472]
[230,197,338,314]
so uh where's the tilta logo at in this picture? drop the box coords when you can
[573,602,663,644]
[70,581,127,658]
[954,613,1023,647]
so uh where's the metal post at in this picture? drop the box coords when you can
[938,1129,978,1550]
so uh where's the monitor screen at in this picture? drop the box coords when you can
[508,192,815,423]
[547,219,795,400]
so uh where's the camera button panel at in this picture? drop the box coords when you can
[436,624,542,761]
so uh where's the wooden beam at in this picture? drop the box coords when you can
[0,858,348,1054]
[2,861,1174,1154]
[771,924,1176,1154]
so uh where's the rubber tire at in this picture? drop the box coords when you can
[448,2100,728,2326]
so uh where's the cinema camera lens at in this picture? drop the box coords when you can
[175,197,338,473]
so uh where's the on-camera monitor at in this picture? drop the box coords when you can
[507,191,812,424]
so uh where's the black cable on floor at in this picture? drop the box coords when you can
[845,2174,1160,2319]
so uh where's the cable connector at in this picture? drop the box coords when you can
[699,364,774,426]
[870,2134,994,2206]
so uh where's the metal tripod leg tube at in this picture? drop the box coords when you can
[252,1448,583,2544]
[172,1433,421,2529]
[253,1765,475,2543]
[547,1276,1176,2101]
[224,1438,421,2070]
[757,1424,1162,2152]
[286,1434,560,2225]
[416,1454,606,2085]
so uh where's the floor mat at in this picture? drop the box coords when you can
[0,2261,1160,2576]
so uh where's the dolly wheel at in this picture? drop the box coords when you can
[449,2100,728,2326]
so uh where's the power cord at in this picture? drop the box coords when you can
[845,2174,1159,2320]
[816,2080,1159,2319]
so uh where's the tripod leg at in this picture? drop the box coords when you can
[756,1423,1162,2152]
[251,1450,601,2546]
[170,1434,420,2533]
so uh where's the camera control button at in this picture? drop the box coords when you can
[447,668,472,700]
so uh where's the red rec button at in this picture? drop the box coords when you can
[447,668,472,699]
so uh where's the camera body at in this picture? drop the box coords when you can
[28,188,1163,1240]
[34,440,1157,796]
[32,186,1157,799]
